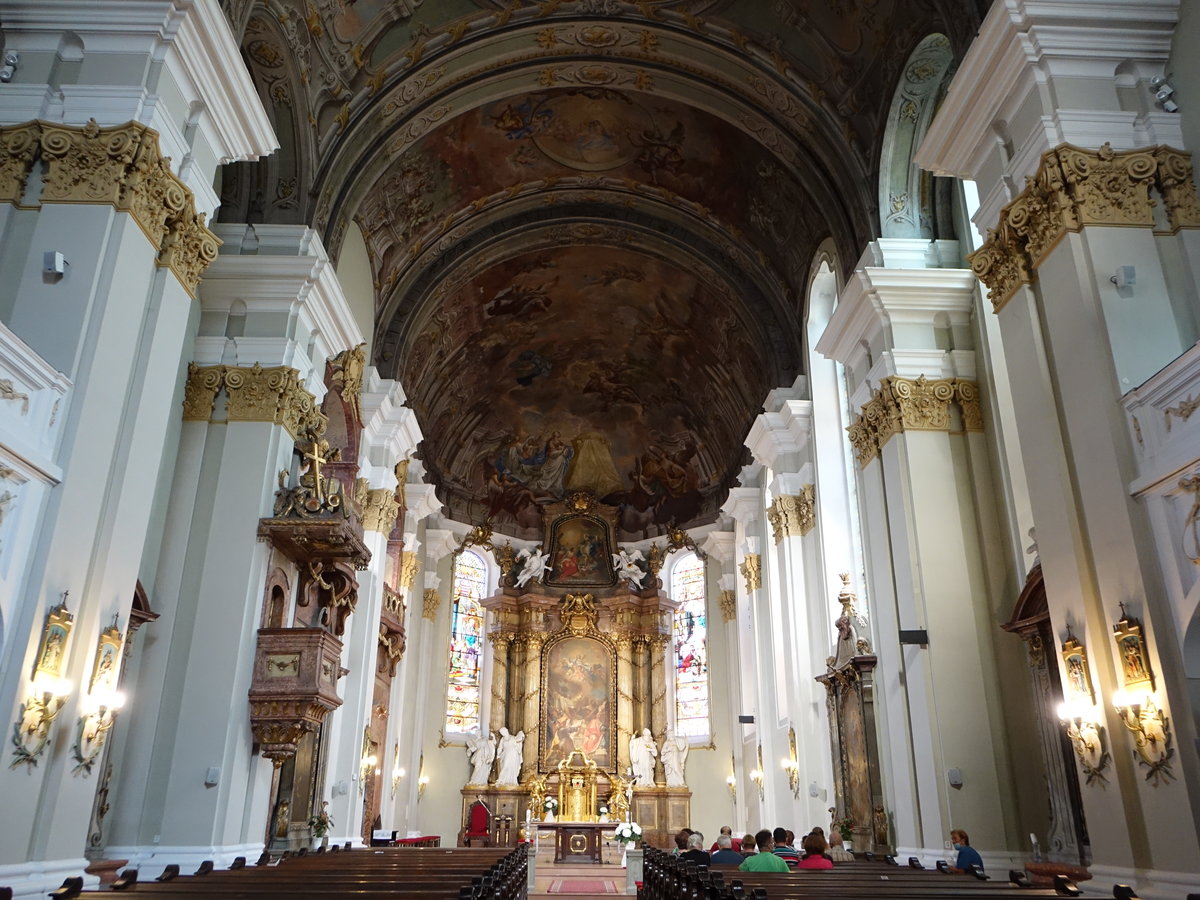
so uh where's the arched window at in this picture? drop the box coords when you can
[445,550,486,734]
[671,553,709,740]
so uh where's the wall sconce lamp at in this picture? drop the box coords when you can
[417,752,429,800]
[72,688,126,775]
[391,743,404,799]
[726,773,736,800]
[11,675,72,769]
[783,726,800,798]
[1055,698,1109,785]
[749,768,764,800]
[1112,691,1175,785]
[359,752,378,793]
[781,757,800,797]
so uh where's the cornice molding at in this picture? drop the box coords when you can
[969,143,1200,312]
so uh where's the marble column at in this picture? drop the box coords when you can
[519,633,544,782]
[648,635,670,784]
[488,632,513,738]
[616,634,635,775]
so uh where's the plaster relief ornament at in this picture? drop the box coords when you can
[612,547,646,589]
[514,546,550,588]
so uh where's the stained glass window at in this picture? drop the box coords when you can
[672,553,709,740]
[446,550,486,734]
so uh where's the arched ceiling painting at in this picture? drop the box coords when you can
[219,0,986,540]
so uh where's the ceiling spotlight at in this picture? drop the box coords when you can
[1150,77,1180,113]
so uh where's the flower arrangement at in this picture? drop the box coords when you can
[831,816,854,842]
[308,802,334,838]
[543,797,558,812]
[614,822,643,844]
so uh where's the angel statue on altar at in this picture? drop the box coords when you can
[612,548,646,590]
[515,547,550,588]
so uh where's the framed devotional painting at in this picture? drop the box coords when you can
[1059,627,1094,703]
[540,635,616,771]
[544,513,616,588]
[1112,605,1155,691]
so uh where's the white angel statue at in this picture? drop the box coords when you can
[613,548,646,590]
[515,546,550,588]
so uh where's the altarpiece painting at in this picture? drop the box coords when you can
[541,635,615,771]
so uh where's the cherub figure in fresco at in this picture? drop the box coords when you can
[490,100,554,141]
[630,120,686,183]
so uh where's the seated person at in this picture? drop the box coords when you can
[771,827,800,869]
[710,825,741,853]
[741,833,757,856]
[672,830,689,856]
[710,834,744,864]
[680,832,711,866]
[798,833,834,869]
[738,830,790,872]
[948,829,984,874]
[826,831,854,862]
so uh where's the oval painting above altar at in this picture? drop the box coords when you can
[542,636,614,770]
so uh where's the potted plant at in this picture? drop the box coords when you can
[307,800,333,850]
[614,821,642,847]
[543,797,558,822]
[832,815,855,851]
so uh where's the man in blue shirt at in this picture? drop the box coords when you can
[948,829,984,874]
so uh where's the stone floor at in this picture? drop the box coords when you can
[528,834,632,899]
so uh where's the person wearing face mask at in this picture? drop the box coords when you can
[947,829,984,874]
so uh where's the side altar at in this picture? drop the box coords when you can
[457,494,696,849]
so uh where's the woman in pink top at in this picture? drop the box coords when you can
[798,833,834,870]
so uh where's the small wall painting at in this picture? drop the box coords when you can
[1112,604,1155,691]
[33,594,74,681]
[89,622,123,693]
[1059,627,1094,703]
[545,514,615,587]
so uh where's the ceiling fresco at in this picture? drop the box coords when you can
[355,88,816,306]
[404,245,769,538]
[217,0,988,539]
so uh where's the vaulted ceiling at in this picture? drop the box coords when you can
[218,0,986,540]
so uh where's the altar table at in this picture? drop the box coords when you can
[548,821,609,864]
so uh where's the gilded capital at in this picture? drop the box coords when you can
[181,364,326,440]
[718,589,736,622]
[970,143,1200,312]
[739,553,761,592]
[361,488,400,534]
[399,551,419,589]
[421,589,441,621]
[848,377,982,466]
[0,119,220,296]
[767,485,816,543]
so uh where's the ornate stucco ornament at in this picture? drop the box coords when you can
[0,119,220,296]
[848,377,983,467]
[969,143,1200,312]
[739,553,761,592]
[766,485,816,543]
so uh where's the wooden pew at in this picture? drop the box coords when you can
[65,844,527,900]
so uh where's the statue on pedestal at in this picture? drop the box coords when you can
[495,726,525,784]
[629,728,658,786]
[466,730,496,786]
[661,730,688,787]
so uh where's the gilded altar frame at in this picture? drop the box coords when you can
[538,596,618,773]
[544,513,616,588]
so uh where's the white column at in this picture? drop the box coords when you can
[917,3,1200,892]
[0,5,273,895]
[701,530,741,828]
[103,226,361,876]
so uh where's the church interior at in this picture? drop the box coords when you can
[1,0,1200,898]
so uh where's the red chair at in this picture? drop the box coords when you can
[458,799,492,847]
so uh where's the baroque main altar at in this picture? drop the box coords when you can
[458,493,693,849]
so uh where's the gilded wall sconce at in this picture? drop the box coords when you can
[359,725,378,794]
[10,674,72,769]
[417,752,429,800]
[749,743,764,800]
[782,726,800,798]
[391,743,404,799]
[1112,691,1174,785]
[11,594,74,769]
[1055,699,1109,785]
[72,620,125,775]
[726,756,737,800]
